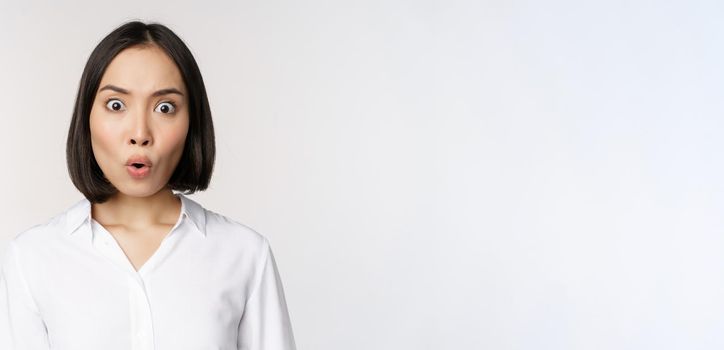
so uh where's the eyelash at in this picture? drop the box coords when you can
[104,98,177,114]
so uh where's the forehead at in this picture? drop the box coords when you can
[99,45,186,94]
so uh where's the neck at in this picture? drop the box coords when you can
[91,187,181,230]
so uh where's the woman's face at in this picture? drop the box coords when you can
[89,45,189,198]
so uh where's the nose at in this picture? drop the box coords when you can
[128,108,153,146]
[130,137,150,146]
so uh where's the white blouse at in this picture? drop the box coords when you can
[0,193,297,350]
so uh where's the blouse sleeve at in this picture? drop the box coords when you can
[0,240,50,349]
[237,237,297,350]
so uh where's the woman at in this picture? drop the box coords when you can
[0,21,296,350]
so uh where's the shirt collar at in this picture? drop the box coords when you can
[64,192,207,237]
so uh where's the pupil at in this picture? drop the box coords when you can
[161,105,169,113]
[113,102,120,110]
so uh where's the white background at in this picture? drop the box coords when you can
[1,0,723,348]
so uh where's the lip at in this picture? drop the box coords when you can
[126,164,151,179]
[125,154,153,179]
[126,154,153,167]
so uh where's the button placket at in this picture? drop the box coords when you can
[90,214,188,350]
[137,213,187,277]
[91,220,139,277]
[128,276,154,350]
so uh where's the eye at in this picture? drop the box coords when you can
[155,101,176,114]
[105,99,126,112]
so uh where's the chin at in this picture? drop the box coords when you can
[116,183,164,198]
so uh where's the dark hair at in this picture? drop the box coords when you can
[66,21,215,203]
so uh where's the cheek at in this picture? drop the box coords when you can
[170,123,189,146]
[89,114,117,159]
[162,116,190,160]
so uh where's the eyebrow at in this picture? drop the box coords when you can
[98,84,184,97]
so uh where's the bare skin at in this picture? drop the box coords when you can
[91,189,181,271]
[88,44,190,271]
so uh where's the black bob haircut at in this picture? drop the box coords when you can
[66,21,215,204]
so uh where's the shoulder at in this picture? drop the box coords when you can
[194,209,273,269]
[180,193,268,248]
[4,196,92,259]
[202,208,271,254]
[2,208,68,263]
[10,211,67,248]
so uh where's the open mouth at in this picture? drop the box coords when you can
[127,163,151,179]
